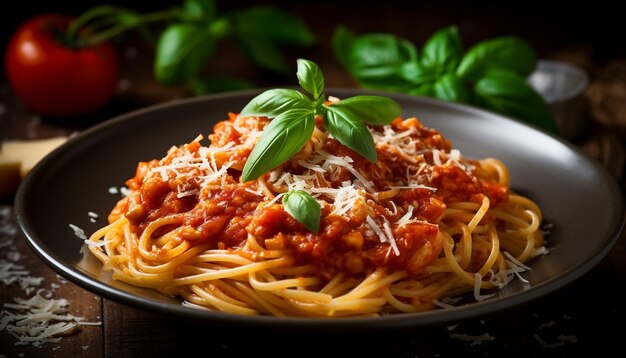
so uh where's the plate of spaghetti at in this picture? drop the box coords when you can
[16,85,624,329]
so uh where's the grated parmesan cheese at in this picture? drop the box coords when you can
[365,216,400,256]
[68,224,87,240]
[0,260,44,293]
[450,333,495,346]
[473,273,496,301]
[0,291,101,347]
[120,187,131,197]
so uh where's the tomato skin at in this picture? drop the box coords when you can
[5,14,119,117]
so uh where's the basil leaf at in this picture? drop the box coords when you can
[241,108,315,181]
[154,23,215,85]
[421,25,463,75]
[457,37,536,80]
[189,75,254,95]
[346,33,417,91]
[350,33,417,67]
[328,96,401,125]
[325,106,377,162]
[282,190,321,233]
[433,73,468,103]
[182,0,215,22]
[400,61,435,85]
[232,6,315,46]
[240,89,312,118]
[332,25,355,68]
[297,59,324,100]
[235,34,288,74]
[351,68,415,92]
[409,83,434,97]
[474,69,557,132]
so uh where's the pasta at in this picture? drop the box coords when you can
[87,112,546,317]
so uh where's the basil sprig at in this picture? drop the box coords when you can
[333,25,557,133]
[240,58,401,182]
[240,58,401,232]
[156,1,315,92]
[64,1,314,95]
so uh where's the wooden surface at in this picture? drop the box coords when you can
[2,2,626,356]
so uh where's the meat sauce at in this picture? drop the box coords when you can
[113,114,508,280]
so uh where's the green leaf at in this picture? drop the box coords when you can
[297,59,324,100]
[433,73,469,103]
[182,0,216,22]
[346,33,417,91]
[399,61,436,85]
[241,108,315,181]
[457,37,536,80]
[282,190,321,233]
[154,23,215,85]
[231,7,314,73]
[421,25,463,75]
[328,96,401,125]
[350,33,417,67]
[332,25,355,68]
[240,89,312,118]
[473,69,557,132]
[409,83,434,97]
[351,68,415,92]
[325,106,378,162]
[189,75,254,95]
[236,34,288,74]
[232,6,315,46]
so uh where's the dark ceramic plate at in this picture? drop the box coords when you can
[15,89,624,330]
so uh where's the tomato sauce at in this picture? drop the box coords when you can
[117,114,509,279]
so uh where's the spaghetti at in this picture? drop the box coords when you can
[87,113,546,317]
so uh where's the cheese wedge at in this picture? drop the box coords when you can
[0,137,67,196]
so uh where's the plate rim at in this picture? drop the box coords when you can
[15,88,625,330]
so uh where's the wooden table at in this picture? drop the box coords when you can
[2,3,626,356]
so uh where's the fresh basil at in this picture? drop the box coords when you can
[232,6,314,46]
[327,96,402,125]
[68,3,314,98]
[433,73,468,103]
[154,23,215,85]
[282,190,321,233]
[333,25,558,133]
[325,106,378,162]
[297,59,324,100]
[240,59,401,181]
[232,6,314,74]
[241,108,315,181]
[474,69,556,132]
[400,61,435,85]
[332,25,355,68]
[238,59,405,232]
[409,83,434,97]
[241,89,311,118]
[235,34,289,74]
[344,33,417,91]
[421,26,463,75]
[349,33,417,68]
[457,37,536,80]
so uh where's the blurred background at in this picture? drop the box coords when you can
[2,0,625,184]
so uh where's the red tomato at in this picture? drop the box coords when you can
[5,14,119,117]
